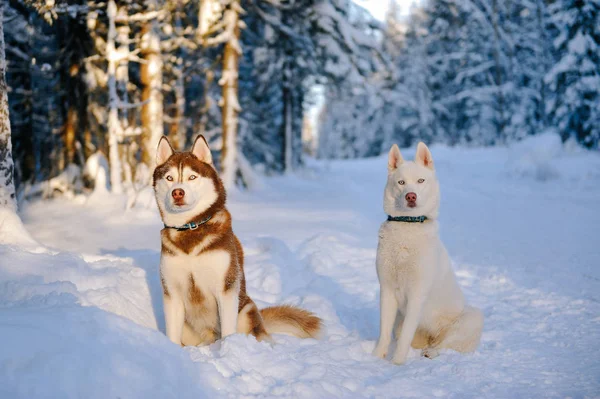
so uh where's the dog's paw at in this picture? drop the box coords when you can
[391,354,407,365]
[422,348,440,359]
[372,345,387,359]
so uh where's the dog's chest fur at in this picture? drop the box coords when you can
[376,221,439,285]
[159,215,241,333]
[162,250,228,324]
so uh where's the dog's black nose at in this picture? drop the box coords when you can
[172,188,185,200]
[405,192,417,202]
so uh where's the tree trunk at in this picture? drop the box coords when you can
[0,1,17,211]
[198,0,220,40]
[140,19,164,169]
[107,0,123,193]
[197,69,214,140]
[168,71,186,150]
[282,85,293,173]
[168,5,186,151]
[491,0,506,142]
[220,1,242,188]
[535,0,549,127]
[116,23,130,132]
[64,107,77,165]
[30,13,64,182]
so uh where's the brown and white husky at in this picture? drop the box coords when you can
[153,135,322,346]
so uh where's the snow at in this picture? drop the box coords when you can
[0,209,36,247]
[2,145,600,397]
[506,131,600,182]
[506,131,563,181]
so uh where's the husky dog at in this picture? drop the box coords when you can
[153,135,322,346]
[372,142,483,364]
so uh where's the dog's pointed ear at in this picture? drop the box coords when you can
[388,144,404,171]
[156,136,174,166]
[191,135,213,164]
[415,142,434,170]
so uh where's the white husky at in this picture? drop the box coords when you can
[372,142,483,365]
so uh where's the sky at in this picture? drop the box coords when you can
[355,0,414,20]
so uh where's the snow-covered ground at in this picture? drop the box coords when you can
[1,141,600,398]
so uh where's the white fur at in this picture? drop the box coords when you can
[161,249,236,344]
[373,143,483,365]
[155,165,218,227]
[157,137,174,166]
[191,136,213,165]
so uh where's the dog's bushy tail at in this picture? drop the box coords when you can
[260,305,322,339]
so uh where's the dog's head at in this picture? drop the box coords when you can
[153,135,225,227]
[384,142,440,219]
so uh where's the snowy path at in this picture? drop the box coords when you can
[1,145,599,398]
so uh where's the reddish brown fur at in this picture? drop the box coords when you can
[155,138,322,344]
[260,305,323,339]
[161,242,175,256]
[247,305,269,340]
[188,275,205,305]
[160,272,169,297]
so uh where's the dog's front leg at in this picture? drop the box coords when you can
[373,287,398,359]
[392,294,425,365]
[217,288,239,338]
[164,293,185,345]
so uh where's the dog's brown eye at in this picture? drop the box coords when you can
[189,175,197,180]
[398,180,405,185]
[166,176,173,182]
[418,178,425,183]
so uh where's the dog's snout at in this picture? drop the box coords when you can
[405,192,417,202]
[172,188,185,200]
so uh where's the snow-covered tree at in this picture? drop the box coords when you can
[385,4,435,147]
[545,0,600,148]
[499,0,552,141]
[0,0,17,211]
[140,0,164,169]
[238,7,284,173]
[218,0,243,188]
[240,0,314,173]
[200,0,245,187]
[304,0,390,159]
[318,80,393,159]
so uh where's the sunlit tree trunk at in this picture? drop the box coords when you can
[198,0,220,39]
[140,17,163,169]
[168,6,186,151]
[116,23,130,132]
[219,1,242,188]
[107,0,123,193]
[116,19,133,187]
[169,71,186,150]
[64,107,77,165]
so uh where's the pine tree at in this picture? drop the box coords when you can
[308,0,390,159]
[238,6,284,173]
[387,5,435,147]
[545,0,600,148]
[241,0,315,173]
[503,0,552,141]
[29,12,65,181]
